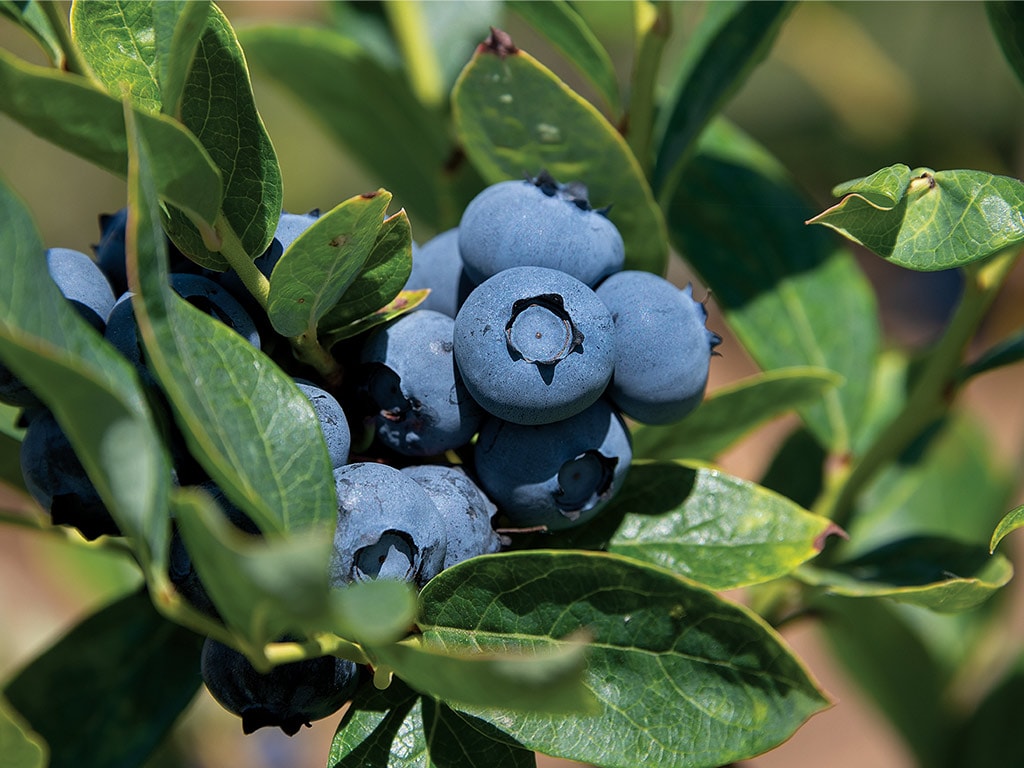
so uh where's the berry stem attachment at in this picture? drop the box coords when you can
[290,331,344,389]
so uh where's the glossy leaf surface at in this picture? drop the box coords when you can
[666,119,879,452]
[809,163,1024,270]
[631,367,841,461]
[419,551,829,768]
[126,110,336,534]
[452,35,667,276]
[991,505,1024,553]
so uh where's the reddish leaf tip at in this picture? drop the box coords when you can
[480,27,518,57]
[815,523,849,552]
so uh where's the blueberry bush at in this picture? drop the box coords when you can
[2,2,1024,767]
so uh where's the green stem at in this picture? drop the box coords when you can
[41,1,90,76]
[291,330,344,388]
[627,2,672,173]
[212,212,270,311]
[386,0,444,108]
[816,250,1020,533]
[264,635,369,667]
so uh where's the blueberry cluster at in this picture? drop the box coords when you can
[7,171,718,735]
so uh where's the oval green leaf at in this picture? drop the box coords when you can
[0,175,170,572]
[0,48,221,226]
[330,682,536,768]
[0,695,47,768]
[370,633,592,716]
[666,119,880,452]
[507,0,621,115]
[991,505,1024,553]
[988,2,1024,92]
[71,0,211,117]
[3,589,203,768]
[451,33,667,275]
[631,366,842,461]
[653,1,792,199]
[959,326,1024,382]
[797,536,1013,613]
[0,0,62,64]
[602,461,842,590]
[172,487,336,648]
[419,550,830,768]
[162,4,282,269]
[266,191,391,338]
[809,164,1024,271]
[239,24,460,226]
[321,288,430,347]
[317,210,413,334]
[125,108,336,534]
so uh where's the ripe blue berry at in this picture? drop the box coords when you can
[361,310,482,456]
[20,408,119,539]
[474,399,632,531]
[201,637,360,736]
[453,266,615,425]
[401,465,501,569]
[403,228,474,318]
[294,380,350,468]
[458,172,624,287]
[596,271,721,425]
[330,462,446,588]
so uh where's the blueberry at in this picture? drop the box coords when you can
[361,310,482,456]
[453,266,615,425]
[474,400,632,531]
[400,465,501,569]
[330,462,446,588]
[458,172,625,287]
[294,380,350,468]
[201,637,360,736]
[596,271,721,425]
[94,208,130,295]
[170,274,261,349]
[169,481,260,617]
[403,228,474,318]
[20,408,119,539]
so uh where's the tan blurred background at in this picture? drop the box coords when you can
[2,2,1024,767]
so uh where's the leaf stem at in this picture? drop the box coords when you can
[40,1,91,76]
[627,2,671,173]
[212,212,270,310]
[264,635,369,666]
[816,250,1020,534]
[290,330,344,389]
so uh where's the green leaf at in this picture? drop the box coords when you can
[0,175,170,572]
[797,536,1013,613]
[266,191,391,338]
[239,24,461,227]
[125,107,336,535]
[990,505,1024,553]
[666,119,880,452]
[371,633,593,715]
[818,597,949,767]
[507,0,621,114]
[330,577,417,648]
[653,1,792,199]
[162,4,282,269]
[844,415,1014,558]
[419,551,830,768]
[631,366,842,461]
[808,164,1024,270]
[451,33,668,276]
[321,288,430,347]
[72,0,163,112]
[988,2,1024,92]
[330,682,536,768]
[3,590,204,768]
[0,1,62,64]
[959,325,1024,381]
[0,48,221,226]
[758,428,827,511]
[152,1,210,115]
[317,210,414,333]
[600,461,841,590]
[0,695,47,768]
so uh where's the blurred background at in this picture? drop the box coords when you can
[2,2,1024,767]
